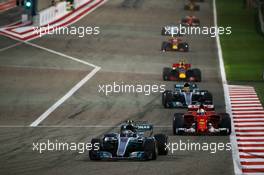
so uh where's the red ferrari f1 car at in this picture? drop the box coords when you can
[163,59,201,82]
[181,16,200,27]
[173,105,232,135]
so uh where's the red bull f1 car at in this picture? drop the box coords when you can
[192,0,204,2]
[173,105,232,135]
[89,121,168,161]
[161,37,189,52]
[181,16,200,27]
[163,59,201,82]
[162,82,213,108]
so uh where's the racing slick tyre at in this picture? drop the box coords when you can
[192,68,202,82]
[194,5,200,11]
[192,91,213,105]
[144,139,157,160]
[154,134,168,155]
[178,42,189,52]
[184,5,189,10]
[219,113,232,135]
[202,91,213,104]
[186,69,196,81]
[161,42,169,51]
[89,138,101,160]
[173,113,184,135]
[162,90,173,108]
[163,67,172,81]
[161,27,165,35]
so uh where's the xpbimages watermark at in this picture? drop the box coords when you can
[32,140,99,154]
[165,140,232,154]
[33,25,100,38]
[164,24,232,37]
[98,82,166,96]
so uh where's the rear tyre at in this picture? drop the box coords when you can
[178,43,189,52]
[204,92,213,104]
[219,113,232,135]
[161,27,166,35]
[192,68,202,82]
[161,41,170,51]
[154,134,168,155]
[195,6,200,11]
[163,67,172,81]
[89,138,101,160]
[144,139,157,160]
[173,113,184,135]
[162,90,173,108]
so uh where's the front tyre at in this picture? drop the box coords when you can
[144,139,157,160]
[154,134,168,155]
[192,68,202,82]
[163,67,172,81]
[89,138,101,160]
[173,113,184,135]
[219,113,232,135]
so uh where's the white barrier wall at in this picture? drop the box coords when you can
[55,1,67,19]
[74,0,87,8]
[38,6,55,26]
[36,1,67,26]
[34,0,91,26]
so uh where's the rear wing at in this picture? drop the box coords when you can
[188,105,215,111]
[120,121,153,133]
[174,83,198,91]
[134,121,153,132]
[172,63,191,69]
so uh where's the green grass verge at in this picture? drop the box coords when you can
[217,0,264,105]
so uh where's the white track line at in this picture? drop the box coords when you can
[0,36,102,127]
[0,42,22,52]
[232,105,263,110]
[213,0,241,174]
[0,1,108,127]
[27,42,101,127]
[231,101,261,104]
[25,41,99,68]
[234,114,264,117]
[30,66,100,127]
[236,128,264,130]
[238,141,264,144]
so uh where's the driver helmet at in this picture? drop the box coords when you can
[197,108,205,115]
[126,124,135,132]
[184,82,190,87]
[183,82,190,92]
[121,130,134,137]
[125,120,135,132]
[179,59,186,67]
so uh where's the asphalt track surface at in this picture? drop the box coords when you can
[0,6,24,27]
[0,0,235,174]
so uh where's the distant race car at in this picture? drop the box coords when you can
[194,0,204,2]
[163,59,201,82]
[162,82,213,108]
[181,16,200,27]
[161,25,184,36]
[184,2,200,11]
[89,121,168,161]
[173,104,232,135]
[161,37,189,52]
